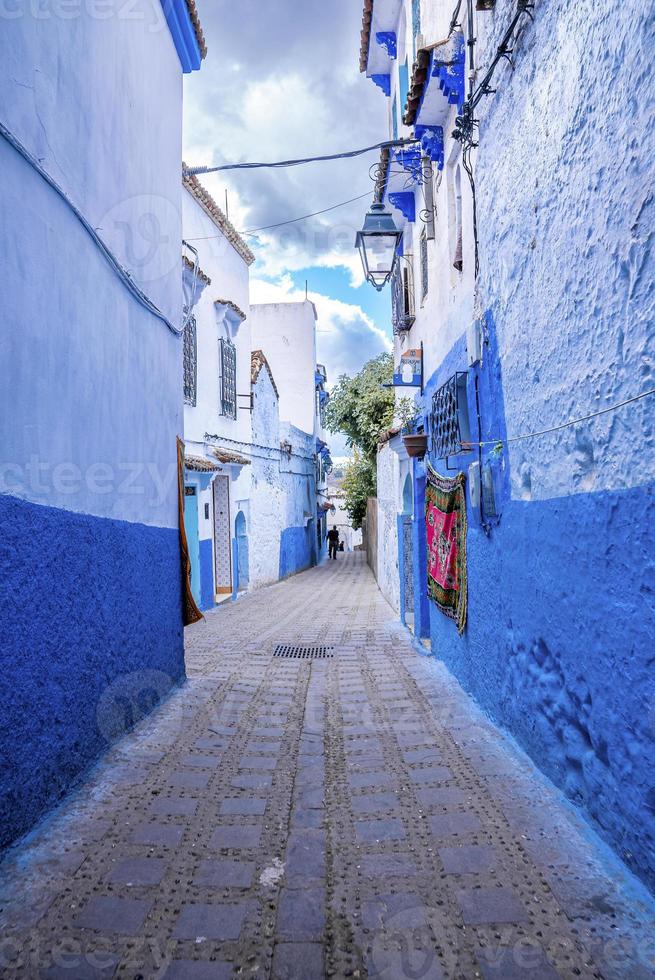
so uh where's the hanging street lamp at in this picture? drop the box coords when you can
[355,202,403,290]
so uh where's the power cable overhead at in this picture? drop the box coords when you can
[183,138,418,176]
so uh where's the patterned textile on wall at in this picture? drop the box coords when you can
[425,464,467,634]
[177,438,203,626]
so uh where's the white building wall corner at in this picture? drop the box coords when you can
[376,443,401,613]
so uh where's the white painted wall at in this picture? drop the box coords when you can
[0,7,185,529]
[389,0,479,411]
[249,364,284,589]
[182,186,253,553]
[376,443,401,613]
[249,368,317,589]
[250,301,318,436]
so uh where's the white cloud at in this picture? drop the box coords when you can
[183,1,387,285]
[183,0,392,457]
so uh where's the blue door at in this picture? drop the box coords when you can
[235,511,249,590]
[184,485,201,607]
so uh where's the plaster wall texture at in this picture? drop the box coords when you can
[0,7,182,322]
[249,372,317,587]
[249,366,286,589]
[448,0,655,887]
[385,0,655,888]
[0,495,184,851]
[0,13,185,528]
[0,18,187,849]
[182,186,252,456]
[250,301,318,436]
[375,444,401,613]
[278,422,318,579]
[181,186,254,603]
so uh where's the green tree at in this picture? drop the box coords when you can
[324,352,395,527]
[340,452,375,530]
[324,351,395,464]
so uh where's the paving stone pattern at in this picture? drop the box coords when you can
[1,555,655,978]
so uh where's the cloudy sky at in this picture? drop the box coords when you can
[182,1,393,450]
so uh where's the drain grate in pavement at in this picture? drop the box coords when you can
[273,644,334,659]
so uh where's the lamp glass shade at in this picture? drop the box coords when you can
[355,202,402,290]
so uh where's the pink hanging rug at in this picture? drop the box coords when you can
[425,464,468,634]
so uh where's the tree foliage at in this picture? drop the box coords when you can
[341,452,375,530]
[324,352,395,527]
[324,352,395,465]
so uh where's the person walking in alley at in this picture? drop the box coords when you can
[327,525,340,560]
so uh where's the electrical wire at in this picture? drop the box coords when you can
[184,190,374,242]
[453,1,535,279]
[462,386,655,450]
[448,0,464,36]
[203,432,317,463]
[183,138,418,176]
[0,118,182,336]
[469,0,535,111]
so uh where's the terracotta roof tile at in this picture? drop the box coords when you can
[378,423,401,447]
[182,169,256,266]
[184,0,207,60]
[213,447,251,466]
[185,453,221,472]
[403,34,464,126]
[182,252,211,285]
[251,349,279,398]
[359,0,374,72]
[403,47,432,125]
[215,298,246,321]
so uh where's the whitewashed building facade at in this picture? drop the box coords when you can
[180,172,256,609]
[250,301,332,572]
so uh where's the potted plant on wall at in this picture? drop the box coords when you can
[396,398,428,459]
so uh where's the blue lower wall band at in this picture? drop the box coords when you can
[428,481,655,889]
[279,524,315,580]
[0,492,184,850]
[198,537,214,611]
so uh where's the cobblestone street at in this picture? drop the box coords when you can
[1,554,654,979]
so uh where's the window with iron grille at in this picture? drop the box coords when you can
[430,372,470,460]
[391,255,415,334]
[219,337,237,419]
[420,230,428,302]
[183,314,197,406]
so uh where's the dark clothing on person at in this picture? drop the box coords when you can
[327,527,339,560]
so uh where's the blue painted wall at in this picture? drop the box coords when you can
[0,20,188,850]
[411,461,430,639]
[184,489,201,607]
[418,297,655,886]
[426,461,655,888]
[279,522,316,580]
[0,494,184,850]
[236,512,249,590]
[199,537,215,611]
[412,0,655,889]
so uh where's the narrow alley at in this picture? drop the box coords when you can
[1,555,654,979]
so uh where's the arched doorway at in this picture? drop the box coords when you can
[235,510,249,591]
